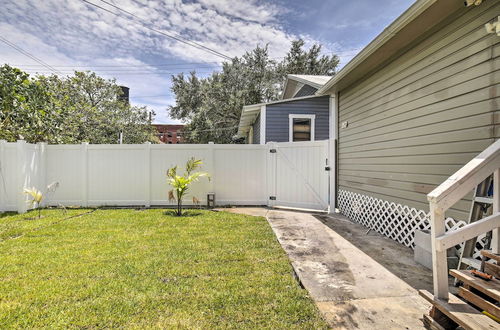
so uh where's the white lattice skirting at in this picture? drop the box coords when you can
[338,189,486,258]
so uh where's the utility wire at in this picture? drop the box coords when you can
[179,125,239,133]
[80,0,232,60]
[0,36,62,74]
[21,67,218,72]
[21,68,217,73]
[97,0,232,60]
[20,70,216,76]
[132,95,171,98]
[13,62,222,68]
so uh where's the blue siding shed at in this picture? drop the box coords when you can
[265,96,330,143]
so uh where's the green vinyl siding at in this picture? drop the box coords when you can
[338,1,500,221]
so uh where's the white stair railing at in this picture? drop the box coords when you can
[427,139,500,300]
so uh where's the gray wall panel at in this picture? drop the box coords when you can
[294,85,318,98]
[337,1,500,220]
[252,114,260,144]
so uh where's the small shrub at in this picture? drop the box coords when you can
[167,158,209,216]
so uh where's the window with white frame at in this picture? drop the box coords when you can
[289,114,315,142]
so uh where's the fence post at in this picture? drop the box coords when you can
[267,142,277,207]
[207,142,215,205]
[0,140,5,212]
[16,140,28,214]
[37,142,47,206]
[430,202,448,300]
[81,142,88,207]
[144,142,151,207]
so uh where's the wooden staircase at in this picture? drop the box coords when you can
[420,139,500,329]
[420,252,500,329]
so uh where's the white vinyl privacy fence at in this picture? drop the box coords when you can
[0,140,330,213]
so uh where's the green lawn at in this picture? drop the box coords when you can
[0,208,327,329]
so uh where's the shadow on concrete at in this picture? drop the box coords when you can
[315,213,434,293]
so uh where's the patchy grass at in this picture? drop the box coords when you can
[0,209,327,329]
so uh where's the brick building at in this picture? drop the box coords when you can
[153,124,184,144]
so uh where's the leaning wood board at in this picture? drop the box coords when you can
[485,262,500,279]
[419,290,498,330]
[450,269,500,301]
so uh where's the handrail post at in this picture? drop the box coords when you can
[492,168,500,254]
[430,202,449,300]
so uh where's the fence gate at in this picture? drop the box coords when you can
[267,140,330,211]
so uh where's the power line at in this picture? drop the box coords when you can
[0,36,62,74]
[132,95,171,98]
[21,68,218,73]
[97,0,232,60]
[181,125,239,133]
[80,0,232,60]
[11,62,222,68]
[20,70,217,76]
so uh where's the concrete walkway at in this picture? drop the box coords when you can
[222,207,430,329]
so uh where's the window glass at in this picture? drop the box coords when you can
[292,118,311,141]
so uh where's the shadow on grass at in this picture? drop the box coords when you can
[0,212,17,219]
[163,209,203,217]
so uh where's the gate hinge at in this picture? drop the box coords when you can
[269,149,277,153]
[269,196,276,200]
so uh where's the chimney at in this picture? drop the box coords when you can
[119,86,130,103]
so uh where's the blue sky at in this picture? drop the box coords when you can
[0,0,415,123]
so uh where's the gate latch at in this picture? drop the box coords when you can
[269,196,276,200]
[269,149,277,153]
[325,166,331,171]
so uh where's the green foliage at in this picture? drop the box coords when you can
[169,39,339,143]
[167,157,210,216]
[0,65,157,144]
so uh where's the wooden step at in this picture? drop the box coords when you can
[419,290,499,330]
[482,250,500,263]
[475,196,493,204]
[450,269,500,301]
[458,286,500,320]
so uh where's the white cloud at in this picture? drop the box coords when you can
[0,0,344,123]
[197,0,284,24]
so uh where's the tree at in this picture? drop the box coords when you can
[0,65,157,144]
[276,39,339,92]
[167,157,210,216]
[0,65,56,142]
[168,39,339,143]
[41,71,156,144]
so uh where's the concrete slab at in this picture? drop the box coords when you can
[222,207,430,329]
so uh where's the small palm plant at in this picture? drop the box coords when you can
[23,182,59,218]
[167,158,210,216]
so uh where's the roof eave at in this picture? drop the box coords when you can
[317,0,462,95]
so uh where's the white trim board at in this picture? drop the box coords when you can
[260,105,266,145]
[289,114,316,142]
